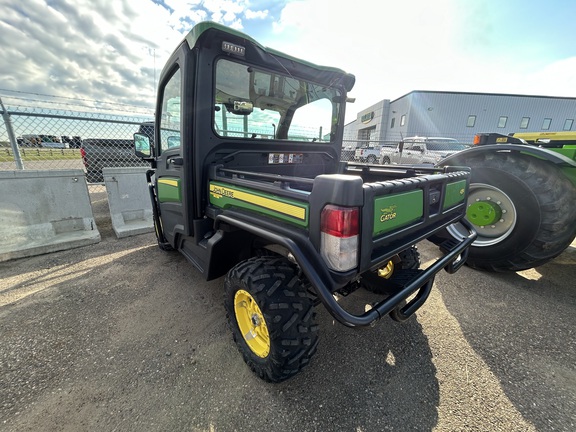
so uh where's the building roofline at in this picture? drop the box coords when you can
[390,90,576,103]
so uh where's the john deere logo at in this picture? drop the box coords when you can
[380,205,397,222]
[460,188,465,195]
[361,112,374,124]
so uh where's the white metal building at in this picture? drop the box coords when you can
[344,91,576,146]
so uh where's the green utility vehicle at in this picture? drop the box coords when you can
[134,21,476,382]
[437,131,576,272]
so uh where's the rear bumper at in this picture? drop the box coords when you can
[215,211,476,327]
[311,219,476,327]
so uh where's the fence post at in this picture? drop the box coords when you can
[0,95,24,170]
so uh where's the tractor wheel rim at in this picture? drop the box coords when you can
[448,183,517,247]
[234,290,270,358]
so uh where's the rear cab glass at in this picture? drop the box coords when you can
[213,58,342,143]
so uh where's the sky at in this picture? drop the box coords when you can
[1,0,575,124]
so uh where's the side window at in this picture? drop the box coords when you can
[159,68,182,153]
[412,141,424,151]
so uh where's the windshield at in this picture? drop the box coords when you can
[214,58,341,142]
[426,140,468,151]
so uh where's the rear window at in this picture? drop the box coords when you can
[214,58,342,143]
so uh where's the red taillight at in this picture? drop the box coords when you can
[320,205,359,272]
[321,205,359,237]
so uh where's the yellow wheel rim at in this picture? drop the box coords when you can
[378,260,395,279]
[234,289,270,358]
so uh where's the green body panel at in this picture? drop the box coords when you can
[443,180,467,210]
[560,166,576,186]
[373,190,424,236]
[545,146,576,186]
[553,146,576,161]
[158,177,181,203]
[209,181,309,228]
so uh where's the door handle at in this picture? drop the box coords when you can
[168,156,183,166]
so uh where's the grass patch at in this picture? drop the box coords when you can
[1,148,82,161]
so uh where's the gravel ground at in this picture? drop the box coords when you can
[1,192,575,432]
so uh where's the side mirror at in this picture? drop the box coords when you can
[167,135,181,148]
[134,133,152,159]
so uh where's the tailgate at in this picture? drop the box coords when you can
[359,169,470,273]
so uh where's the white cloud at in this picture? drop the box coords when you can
[1,0,575,124]
[266,0,576,122]
[265,0,463,120]
[245,8,268,19]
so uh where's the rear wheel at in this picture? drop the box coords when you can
[224,256,319,382]
[367,154,377,164]
[361,246,421,321]
[362,245,421,293]
[381,156,391,164]
[444,152,576,271]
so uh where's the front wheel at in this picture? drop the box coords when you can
[443,152,576,271]
[224,257,319,382]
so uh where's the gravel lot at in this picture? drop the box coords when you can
[1,191,575,432]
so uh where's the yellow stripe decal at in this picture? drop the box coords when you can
[210,184,306,220]
[159,178,179,187]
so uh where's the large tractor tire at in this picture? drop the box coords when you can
[224,256,319,382]
[443,152,576,271]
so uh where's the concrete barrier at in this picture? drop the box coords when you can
[102,167,153,239]
[0,169,101,262]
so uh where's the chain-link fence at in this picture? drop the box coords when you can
[0,94,154,193]
[1,93,477,195]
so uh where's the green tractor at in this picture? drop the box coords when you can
[438,131,576,271]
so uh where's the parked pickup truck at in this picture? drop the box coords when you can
[354,143,395,164]
[80,122,153,183]
[380,137,469,165]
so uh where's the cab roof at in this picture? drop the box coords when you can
[183,21,356,92]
